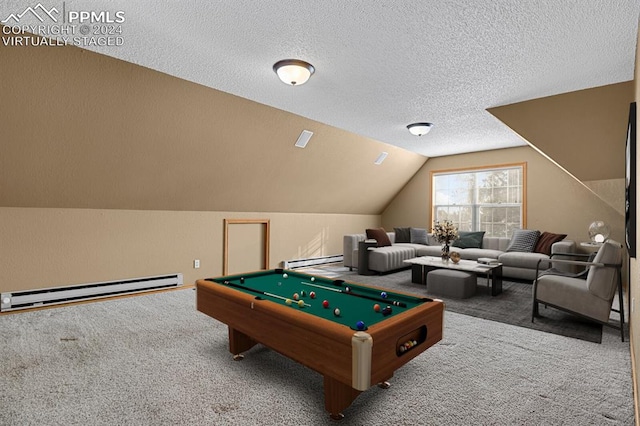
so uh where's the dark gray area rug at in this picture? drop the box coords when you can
[333,269,606,343]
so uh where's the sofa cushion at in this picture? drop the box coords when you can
[453,231,485,249]
[393,227,411,243]
[368,246,416,272]
[506,229,541,253]
[415,245,445,257]
[499,251,549,269]
[410,227,429,245]
[534,232,567,255]
[366,228,392,247]
[457,248,504,261]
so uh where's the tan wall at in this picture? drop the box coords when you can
[0,29,419,295]
[0,32,426,215]
[382,146,624,246]
[489,81,633,182]
[0,207,378,292]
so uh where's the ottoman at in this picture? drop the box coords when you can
[427,269,476,299]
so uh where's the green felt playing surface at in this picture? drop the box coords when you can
[208,269,427,329]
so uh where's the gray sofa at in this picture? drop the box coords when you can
[343,231,576,281]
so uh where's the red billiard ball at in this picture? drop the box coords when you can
[322,300,329,308]
[373,303,381,312]
[309,291,316,299]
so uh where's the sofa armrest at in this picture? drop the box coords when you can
[343,234,366,268]
[550,240,577,273]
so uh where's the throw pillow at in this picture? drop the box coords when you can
[453,231,485,249]
[506,229,541,253]
[534,231,567,255]
[366,228,392,247]
[410,227,429,245]
[393,227,411,243]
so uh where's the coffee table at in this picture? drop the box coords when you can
[404,256,503,296]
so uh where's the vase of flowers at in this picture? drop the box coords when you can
[432,220,459,261]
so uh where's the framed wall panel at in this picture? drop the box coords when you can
[223,219,270,275]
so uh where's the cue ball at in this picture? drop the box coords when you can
[373,303,381,312]
[356,321,366,330]
[310,277,316,282]
[297,300,305,308]
[333,308,341,316]
[322,300,329,308]
[282,273,288,279]
[309,291,316,299]
[380,291,388,299]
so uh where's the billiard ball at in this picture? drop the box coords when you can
[356,321,366,330]
[310,277,316,282]
[285,298,292,305]
[322,300,329,308]
[309,291,316,299]
[282,273,288,279]
[345,286,351,293]
[297,300,305,308]
[382,306,392,316]
[240,277,245,283]
[300,290,306,297]
[380,291,388,299]
[373,303,381,312]
[333,308,341,316]
[293,293,299,300]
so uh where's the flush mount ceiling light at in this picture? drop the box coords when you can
[273,59,315,86]
[407,122,434,136]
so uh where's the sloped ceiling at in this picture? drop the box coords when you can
[1,1,638,157]
[0,39,426,214]
[488,81,634,182]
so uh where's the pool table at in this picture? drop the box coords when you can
[196,269,444,420]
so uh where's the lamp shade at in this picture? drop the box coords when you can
[273,59,315,85]
[407,122,433,136]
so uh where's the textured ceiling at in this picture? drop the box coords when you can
[3,0,639,157]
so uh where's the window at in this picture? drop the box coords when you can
[431,163,525,238]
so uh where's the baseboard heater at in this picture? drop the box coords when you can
[0,273,183,312]
[283,254,343,269]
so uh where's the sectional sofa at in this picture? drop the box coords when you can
[343,230,576,281]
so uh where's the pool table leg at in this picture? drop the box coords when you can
[324,376,361,420]
[228,327,257,360]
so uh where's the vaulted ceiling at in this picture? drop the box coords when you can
[2,0,638,157]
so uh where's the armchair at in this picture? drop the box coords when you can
[531,241,624,341]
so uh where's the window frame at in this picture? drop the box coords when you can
[430,162,527,237]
